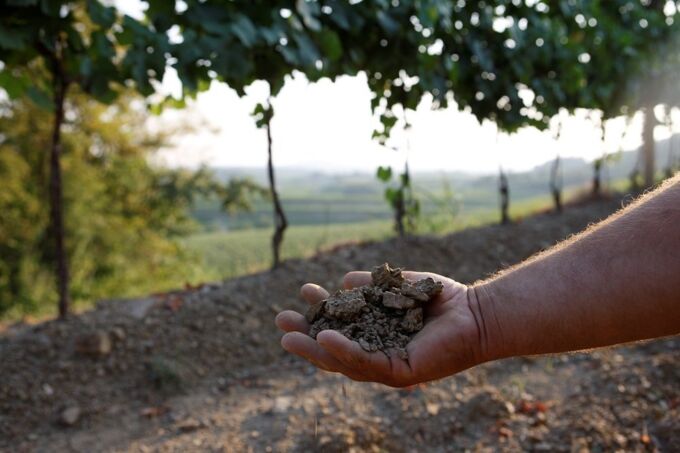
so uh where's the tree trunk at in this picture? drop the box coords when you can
[629,148,642,192]
[50,77,70,318]
[549,156,562,213]
[394,159,412,237]
[642,106,656,187]
[499,168,510,225]
[592,159,602,197]
[266,109,287,269]
[666,132,676,179]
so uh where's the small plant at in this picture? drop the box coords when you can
[376,164,420,237]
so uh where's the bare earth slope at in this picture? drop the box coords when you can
[1,196,678,452]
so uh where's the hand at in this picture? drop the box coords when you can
[275,270,490,387]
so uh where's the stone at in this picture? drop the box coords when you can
[273,396,293,414]
[401,308,423,333]
[121,297,157,319]
[60,406,81,426]
[401,278,444,301]
[382,292,415,310]
[307,265,442,359]
[110,327,126,341]
[371,263,404,289]
[75,331,112,357]
[324,289,366,321]
[426,402,440,415]
[177,418,203,432]
[305,300,326,323]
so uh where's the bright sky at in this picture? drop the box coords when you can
[117,0,679,174]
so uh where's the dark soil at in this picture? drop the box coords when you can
[1,194,678,452]
[307,263,443,358]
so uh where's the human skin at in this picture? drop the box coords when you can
[275,175,680,387]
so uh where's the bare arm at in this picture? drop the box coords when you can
[473,175,680,361]
[276,175,680,386]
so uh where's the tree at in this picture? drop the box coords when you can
[498,167,510,225]
[0,1,170,317]
[143,1,679,236]
[252,98,287,268]
[0,94,189,314]
[602,2,680,187]
[145,1,325,268]
[549,120,563,213]
[376,163,420,236]
[592,119,606,197]
[663,106,677,178]
[549,156,563,213]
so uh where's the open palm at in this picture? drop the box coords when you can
[275,270,487,387]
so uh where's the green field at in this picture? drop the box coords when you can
[184,192,565,282]
[185,165,630,284]
[184,220,393,281]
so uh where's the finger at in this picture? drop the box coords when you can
[275,310,309,333]
[316,330,409,386]
[300,283,330,305]
[281,332,371,381]
[343,271,371,289]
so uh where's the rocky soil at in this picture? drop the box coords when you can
[1,195,678,452]
[307,263,443,358]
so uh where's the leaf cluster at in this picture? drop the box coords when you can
[0,1,169,105]
[0,92,265,316]
[141,1,680,136]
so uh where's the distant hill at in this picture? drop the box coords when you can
[195,136,677,231]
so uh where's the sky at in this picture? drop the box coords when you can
[117,0,679,175]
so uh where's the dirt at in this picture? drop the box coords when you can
[0,194,678,452]
[307,263,443,358]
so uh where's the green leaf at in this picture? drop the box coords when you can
[26,86,53,111]
[376,166,392,182]
[400,171,410,186]
[296,0,321,31]
[79,56,93,79]
[292,32,320,66]
[0,25,29,50]
[0,71,28,98]
[231,14,258,47]
[385,187,401,205]
[376,11,399,35]
[87,0,116,29]
[318,30,343,61]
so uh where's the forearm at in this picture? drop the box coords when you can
[472,176,680,360]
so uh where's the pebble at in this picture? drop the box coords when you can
[42,383,54,396]
[75,331,112,357]
[111,327,126,341]
[60,406,81,426]
[273,396,294,414]
[177,418,203,432]
[426,402,440,416]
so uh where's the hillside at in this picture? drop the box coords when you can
[1,195,678,452]
[195,138,678,231]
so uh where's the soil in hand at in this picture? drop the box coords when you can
[306,263,443,359]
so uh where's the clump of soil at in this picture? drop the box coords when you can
[306,263,443,359]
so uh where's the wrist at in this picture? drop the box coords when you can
[466,282,513,362]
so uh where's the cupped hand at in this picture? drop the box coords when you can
[275,270,488,387]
